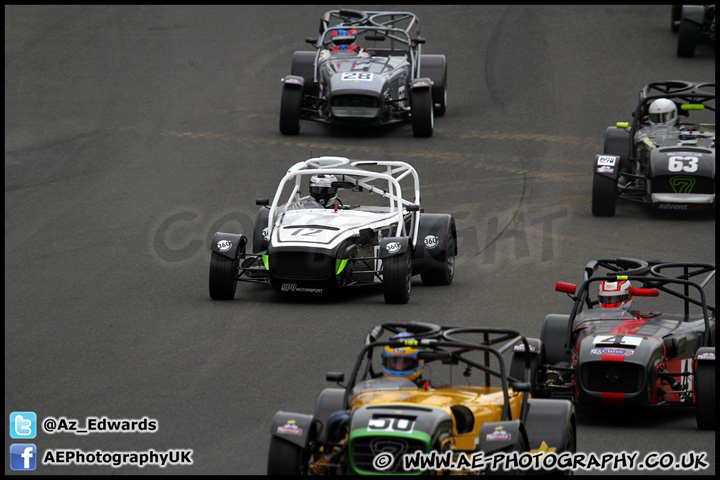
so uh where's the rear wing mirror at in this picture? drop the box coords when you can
[555,282,577,294]
[365,34,386,41]
[629,287,659,297]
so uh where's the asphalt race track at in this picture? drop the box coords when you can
[5,5,715,475]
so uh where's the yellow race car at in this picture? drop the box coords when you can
[268,322,576,475]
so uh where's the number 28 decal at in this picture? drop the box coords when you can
[342,72,373,81]
[668,156,698,172]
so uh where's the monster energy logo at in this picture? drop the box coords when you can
[669,176,695,194]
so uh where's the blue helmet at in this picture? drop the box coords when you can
[381,332,424,381]
[331,27,358,52]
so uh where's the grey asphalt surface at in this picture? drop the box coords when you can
[5,5,715,475]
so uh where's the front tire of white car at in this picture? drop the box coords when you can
[383,250,412,304]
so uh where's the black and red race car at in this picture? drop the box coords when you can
[510,258,715,430]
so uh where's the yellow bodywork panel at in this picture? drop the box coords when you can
[350,385,525,451]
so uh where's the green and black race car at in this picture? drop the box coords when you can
[268,322,576,475]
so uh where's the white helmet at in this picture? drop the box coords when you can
[648,98,677,127]
[598,280,633,310]
[309,174,338,206]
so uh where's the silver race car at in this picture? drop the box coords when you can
[279,9,447,137]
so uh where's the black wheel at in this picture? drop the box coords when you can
[267,436,309,475]
[383,250,412,304]
[433,66,447,117]
[421,229,455,285]
[253,207,270,253]
[695,358,715,430]
[209,251,239,300]
[549,421,577,475]
[485,432,529,475]
[420,54,447,116]
[290,51,318,96]
[677,19,698,57]
[411,88,433,138]
[280,85,302,135]
[671,5,682,32]
[509,345,546,398]
[591,173,617,216]
[541,315,571,366]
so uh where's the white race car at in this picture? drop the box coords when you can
[209,156,456,304]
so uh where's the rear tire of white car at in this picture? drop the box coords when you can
[591,173,617,216]
[421,230,455,285]
[383,251,412,304]
[280,85,302,135]
[209,251,239,300]
[695,354,715,430]
[411,88,433,138]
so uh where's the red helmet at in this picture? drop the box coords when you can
[598,280,633,310]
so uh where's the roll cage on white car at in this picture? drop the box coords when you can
[266,156,421,247]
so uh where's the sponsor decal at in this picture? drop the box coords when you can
[277,421,303,436]
[513,344,536,352]
[424,235,439,249]
[597,156,617,166]
[262,227,269,241]
[217,240,232,252]
[386,241,401,253]
[591,347,634,356]
[486,426,511,442]
[669,176,696,194]
[284,77,302,86]
[280,283,323,293]
[657,203,689,210]
[596,166,614,173]
[413,81,430,88]
[697,352,715,360]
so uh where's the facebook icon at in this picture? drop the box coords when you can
[10,444,37,471]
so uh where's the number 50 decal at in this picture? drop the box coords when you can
[668,156,699,172]
[368,417,415,433]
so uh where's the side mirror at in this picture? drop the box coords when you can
[256,198,270,206]
[331,181,356,189]
[407,204,420,212]
[511,382,532,393]
[326,372,344,383]
[629,287,659,297]
[305,37,317,46]
[555,282,577,294]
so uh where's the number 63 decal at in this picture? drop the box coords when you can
[668,156,698,172]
